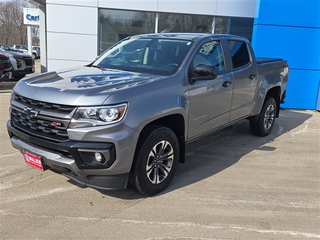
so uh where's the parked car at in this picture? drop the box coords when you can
[1,45,23,53]
[7,33,289,196]
[12,45,28,54]
[0,48,34,80]
[12,44,40,59]
[32,46,40,59]
[0,53,12,82]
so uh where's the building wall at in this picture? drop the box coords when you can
[46,0,99,71]
[45,0,256,71]
[44,0,319,109]
[252,0,320,110]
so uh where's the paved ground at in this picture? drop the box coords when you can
[0,65,319,239]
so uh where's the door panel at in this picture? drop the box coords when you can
[227,40,258,121]
[188,73,233,139]
[187,40,233,139]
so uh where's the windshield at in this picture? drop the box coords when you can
[93,37,193,75]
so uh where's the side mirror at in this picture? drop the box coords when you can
[190,65,218,84]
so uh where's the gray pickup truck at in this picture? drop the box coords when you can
[7,34,289,196]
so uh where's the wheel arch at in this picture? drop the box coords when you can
[134,114,186,165]
[266,86,281,117]
[250,85,281,121]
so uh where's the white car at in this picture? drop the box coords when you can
[12,45,28,54]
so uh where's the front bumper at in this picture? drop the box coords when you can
[0,71,12,81]
[7,120,131,190]
[12,66,34,77]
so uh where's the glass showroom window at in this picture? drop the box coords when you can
[157,13,253,41]
[215,17,254,41]
[99,9,156,54]
[158,13,214,33]
[98,9,254,54]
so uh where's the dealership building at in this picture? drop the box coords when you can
[28,0,320,110]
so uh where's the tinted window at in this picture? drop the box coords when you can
[227,40,250,69]
[193,41,225,73]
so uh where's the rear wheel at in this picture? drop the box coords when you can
[129,126,179,196]
[249,96,277,137]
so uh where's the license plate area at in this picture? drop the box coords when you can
[23,150,44,171]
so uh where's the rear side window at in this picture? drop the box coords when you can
[227,40,250,69]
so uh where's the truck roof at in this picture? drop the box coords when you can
[133,33,249,41]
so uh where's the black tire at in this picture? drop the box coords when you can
[249,97,277,137]
[129,126,179,196]
[12,74,26,81]
[32,53,36,59]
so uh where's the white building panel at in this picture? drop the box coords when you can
[47,59,92,72]
[47,32,97,71]
[46,0,98,7]
[216,0,256,17]
[98,0,158,12]
[47,4,98,35]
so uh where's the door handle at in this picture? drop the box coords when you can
[249,74,256,80]
[222,81,232,87]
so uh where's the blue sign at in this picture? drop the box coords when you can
[26,14,39,21]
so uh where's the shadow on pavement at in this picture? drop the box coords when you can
[0,81,17,93]
[91,109,313,200]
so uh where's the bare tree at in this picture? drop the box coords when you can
[0,0,38,45]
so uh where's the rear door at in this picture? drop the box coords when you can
[227,40,258,121]
[187,39,233,139]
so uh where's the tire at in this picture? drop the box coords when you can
[129,126,179,196]
[12,74,26,81]
[32,53,36,59]
[249,97,277,137]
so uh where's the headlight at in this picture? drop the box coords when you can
[70,103,127,128]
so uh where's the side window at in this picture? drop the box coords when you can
[227,40,250,69]
[193,41,225,73]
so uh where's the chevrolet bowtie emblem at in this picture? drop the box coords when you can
[23,107,39,118]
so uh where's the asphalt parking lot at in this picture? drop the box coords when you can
[0,65,319,239]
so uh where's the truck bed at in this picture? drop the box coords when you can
[256,57,284,64]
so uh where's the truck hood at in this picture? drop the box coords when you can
[13,66,163,105]
[2,50,31,58]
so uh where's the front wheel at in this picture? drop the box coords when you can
[13,74,26,81]
[129,126,179,196]
[249,97,277,137]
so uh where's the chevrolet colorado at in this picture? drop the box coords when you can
[7,34,289,196]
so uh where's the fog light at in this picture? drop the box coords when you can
[94,152,104,162]
[78,148,114,168]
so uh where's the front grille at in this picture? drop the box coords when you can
[11,93,76,142]
[11,109,69,141]
[24,57,33,66]
[13,92,75,112]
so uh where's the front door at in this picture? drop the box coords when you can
[187,40,233,140]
